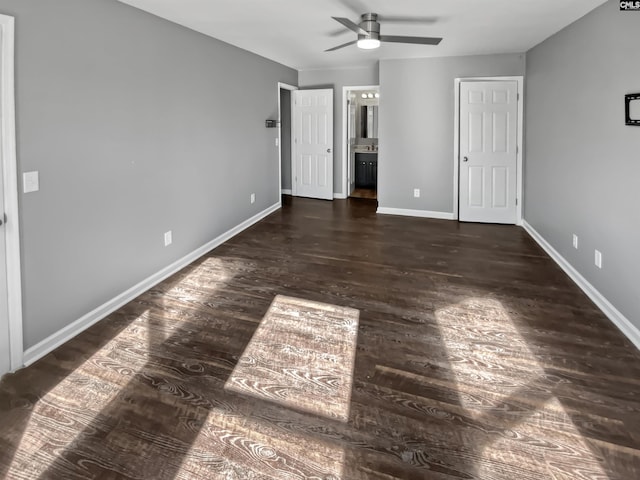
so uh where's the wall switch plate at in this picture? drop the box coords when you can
[594,249,602,269]
[164,231,172,247]
[572,234,579,249]
[23,171,39,193]
[413,188,420,198]
[250,193,256,204]
[275,138,279,147]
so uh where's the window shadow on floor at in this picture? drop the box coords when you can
[0,260,205,478]
[2,199,638,479]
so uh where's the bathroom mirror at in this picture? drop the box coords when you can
[361,105,379,138]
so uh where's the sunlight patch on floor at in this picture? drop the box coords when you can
[172,256,236,291]
[435,297,544,412]
[225,295,360,422]
[476,394,611,479]
[436,297,610,480]
[4,361,125,478]
[178,407,345,479]
[3,256,242,478]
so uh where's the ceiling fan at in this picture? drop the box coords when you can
[326,13,442,52]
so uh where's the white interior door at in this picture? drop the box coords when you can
[293,89,333,200]
[0,28,11,375]
[0,141,8,376]
[0,16,21,377]
[459,81,518,224]
[0,30,9,376]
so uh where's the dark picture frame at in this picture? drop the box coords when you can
[625,93,640,126]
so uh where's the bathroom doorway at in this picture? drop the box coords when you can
[342,85,379,200]
[278,82,297,197]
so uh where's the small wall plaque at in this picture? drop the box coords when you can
[625,93,640,126]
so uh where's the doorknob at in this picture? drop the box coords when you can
[327,148,332,153]
[463,156,469,162]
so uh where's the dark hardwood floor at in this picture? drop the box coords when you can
[349,188,377,200]
[1,196,639,479]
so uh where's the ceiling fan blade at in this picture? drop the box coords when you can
[325,40,358,52]
[380,35,442,46]
[377,15,439,24]
[331,16,368,36]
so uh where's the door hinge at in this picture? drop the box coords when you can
[516,145,519,154]
[515,198,518,206]
[517,93,520,101]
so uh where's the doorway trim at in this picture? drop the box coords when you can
[277,82,297,203]
[453,76,524,225]
[0,14,23,371]
[342,85,379,197]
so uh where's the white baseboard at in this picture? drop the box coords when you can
[333,192,347,199]
[377,207,455,221]
[522,220,640,351]
[23,202,282,367]
[281,189,292,195]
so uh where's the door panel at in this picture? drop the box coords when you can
[0,143,8,376]
[301,155,312,186]
[301,113,312,144]
[293,89,334,200]
[468,166,484,207]
[469,113,484,152]
[459,81,518,224]
[318,155,329,187]
[492,167,508,208]
[0,32,9,376]
[492,113,508,152]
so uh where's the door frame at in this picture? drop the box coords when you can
[277,82,297,201]
[342,85,379,197]
[453,76,524,225]
[0,14,23,372]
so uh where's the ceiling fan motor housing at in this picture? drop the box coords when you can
[358,13,380,41]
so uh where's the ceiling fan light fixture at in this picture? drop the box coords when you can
[327,12,441,53]
[357,38,380,50]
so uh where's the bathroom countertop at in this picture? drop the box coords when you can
[354,148,378,154]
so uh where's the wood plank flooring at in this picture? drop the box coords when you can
[1,196,639,479]
[350,188,377,200]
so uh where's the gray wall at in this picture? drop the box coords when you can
[279,88,292,191]
[0,0,297,349]
[378,54,525,213]
[299,65,379,196]
[525,0,640,326]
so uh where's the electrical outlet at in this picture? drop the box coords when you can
[250,193,256,204]
[164,231,172,247]
[594,249,602,269]
[572,234,579,249]
[413,188,420,198]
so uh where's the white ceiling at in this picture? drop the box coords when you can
[118,0,607,71]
